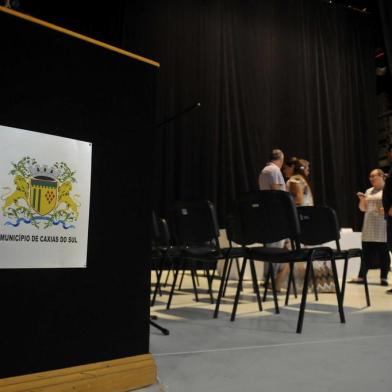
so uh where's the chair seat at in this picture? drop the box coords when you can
[152,248,163,258]
[182,245,224,259]
[310,248,347,260]
[249,246,331,263]
[329,249,348,259]
[317,248,361,260]
[347,248,362,258]
[222,247,248,258]
[159,246,182,258]
[207,246,266,259]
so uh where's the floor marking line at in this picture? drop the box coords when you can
[153,334,392,357]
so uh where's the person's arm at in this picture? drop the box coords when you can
[382,177,392,216]
[357,192,367,212]
[288,181,304,205]
[269,168,285,191]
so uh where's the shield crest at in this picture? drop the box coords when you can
[29,177,58,215]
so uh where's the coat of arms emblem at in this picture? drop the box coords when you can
[1,157,80,229]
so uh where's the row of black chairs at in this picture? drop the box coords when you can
[151,191,370,333]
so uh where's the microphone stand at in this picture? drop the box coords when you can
[149,102,201,336]
[150,314,169,335]
[154,102,201,129]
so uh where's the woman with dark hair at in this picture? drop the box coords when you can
[350,168,390,286]
[287,159,313,206]
[287,158,335,293]
[282,156,298,181]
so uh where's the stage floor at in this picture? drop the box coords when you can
[148,269,392,392]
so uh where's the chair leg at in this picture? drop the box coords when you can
[190,265,199,302]
[263,263,279,306]
[341,256,349,303]
[262,265,271,302]
[310,262,319,301]
[363,273,371,307]
[151,255,166,306]
[178,269,186,290]
[330,257,345,324]
[250,259,262,311]
[214,257,230,318]
[151,267,163,306]
[166,264,181,309]
[163,265,173,287]
[231,258,248,321]
[195,271,200,286]
[250,261,258,294]
[236,258,243,292]
[206,268,214,304]
[292,272,298,298]
[362,254,371,306]
[285,262,294,306]
[222,258,233,297]
[154,270,161,294]
[269,265,280,314]
[210,268,216,288]
[150,319,170,336]
[297,260,311,333]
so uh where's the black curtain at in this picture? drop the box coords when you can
[122,0,376,230]
[14,0,377,229]
[378,0,392,78]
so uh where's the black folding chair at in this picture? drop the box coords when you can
[221,215,243,297]
[297,206,370,307]
[150,212,171,335]
[230,191,345,333]
[151,212,181,306]
[166,200,224,309]
[214,214,263,318]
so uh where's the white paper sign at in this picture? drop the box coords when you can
[0,125,92,268]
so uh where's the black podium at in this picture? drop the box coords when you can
[0,6,158,390]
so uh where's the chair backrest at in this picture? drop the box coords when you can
[226,213,243,246]
[234,190,301,247]
[152,211,171,247]
[171,200,220,247]
[297,206,341,249]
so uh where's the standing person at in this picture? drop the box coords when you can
[287,158,313,206]
[382,144,392,294]
[288,158,335,292]
[282,157,298,182]
[349,169,390,286]
[259,149,288,291]
[259,149,286,191]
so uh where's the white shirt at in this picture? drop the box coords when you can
[362,187,386,242]
[258,162,286,191]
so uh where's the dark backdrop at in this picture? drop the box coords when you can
[0,10,156,377]
[122,0,377,230]
[14,0,377,229]
[0,0,381,378]
[378,0,392,78]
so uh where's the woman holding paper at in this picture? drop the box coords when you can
[350,168,390,286]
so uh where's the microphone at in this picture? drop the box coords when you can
[154,102,201,129]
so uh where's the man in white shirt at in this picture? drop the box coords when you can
[259,149,286,191]
[259,148,289,291]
